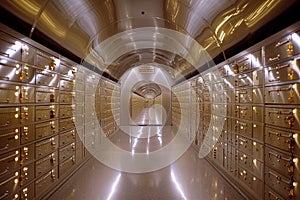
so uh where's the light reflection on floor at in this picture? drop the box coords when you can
[48,126,246,200]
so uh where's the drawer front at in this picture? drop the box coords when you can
[235,105,252,121]
[265,83,300,104]
[235,88,253,103]
[234,120,252,138]
[35,120,58,139]
[35,167,57,197]
[252,141,263,161]
[252,123,264,142]
[59,79,74,91]
[59,130,76,147]
[265,167,294,199]
[0,59,35,83]
[237,167,263,198]
[265,59,300,84]
[20,85,35,103]
[35,88,58,103]
[265,146,294,177]
[237,151,252,171]
[265,185,286,200]
[59,142,75,162]
[252,87,264,104]
[35,51,58,71]
[20,106,34,124]
[35,69,59,87]
[20,144,34,166]
[56,61,74,76]
[237,136,252,155]
[265,35,300,65]
[0,82,20,104]
[35,105,57,122]
[59,156,75,177]
[35,152,57,177]
[59,105,73,118]
[0,106,20,129]
[0,128,19,153]
[20,124,35,144]
[76,141,84,163]
[265,127,299,154]
[59,117,75,132]
[0,33,22,61]
[20,181,35,200]
[19,162,34,187]
[265,107,300,129]
[0,150,19,177]
[59,91,73,104]
[0,173,19,200]
[35,136,58,159]
[252,106,264,122]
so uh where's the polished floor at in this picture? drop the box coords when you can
[48,124,246,200]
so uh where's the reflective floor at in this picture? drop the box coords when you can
[48,126,246,200]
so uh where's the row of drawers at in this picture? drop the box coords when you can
[0,83,75,104]
[197,82,300,104]
[0,105,75,129]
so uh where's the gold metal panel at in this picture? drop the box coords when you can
[252,123,264,142]
[20,85,35,103]
[0,58,35,83]
[265,33,300,65]
[0,106,20,129]
[35,136,58,160]
[265,146,294,178]
[59,155,75,177]
[59,91,73,104]
[0,32,22,61]
[35,120,57,140]
[234,72,253,88]
[35,105,57,122]
[20,182,35,200]
[252,106,263,122]
[235,88,253,103]
[59,117,75,132]
[265,126,300,155]
[59,78,74,91]
[252,141,263,161]
[19,162,34,187]
[35,69,59,87]
[20,144,34,166]
[237,151,252,172]
[252,87,264,104]
[0,150,19,177]
[35,167,57,198]
[237,135,252,155]
[20,106,34,125]
[35,152,57,177]
[234,120,252,138]
[56,60,75,76]
[265,83,300,104]
[59,105,73,118]
[0,127,19,153]
[265,166,295,199]
[35,87,58,103]
[59,142,75,163]
[265,185,286,200]
[265,58,300,84]
[0,172,19,200]
[265,107,300,130]
[59,130,76,147]
[0,82,21,104]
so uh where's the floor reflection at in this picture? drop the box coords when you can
[48,126,246,200]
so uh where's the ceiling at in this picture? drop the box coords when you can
[0,0,299,82]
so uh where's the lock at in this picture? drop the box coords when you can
[50,93,55,102]
[288,91,294,103]
[49,59,56,71]
[288,68,295,80]
[287,138,296,152]
[50,110,55,118]
[287,160,294,176]
[232,63,239,74]
[287,43,294,56]
[285,115,295,128]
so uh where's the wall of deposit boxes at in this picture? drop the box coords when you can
[172,21,300,200]
[0,24,121,200]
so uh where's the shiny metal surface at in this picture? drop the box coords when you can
[48,126,246,200]
[1,0,298,82]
